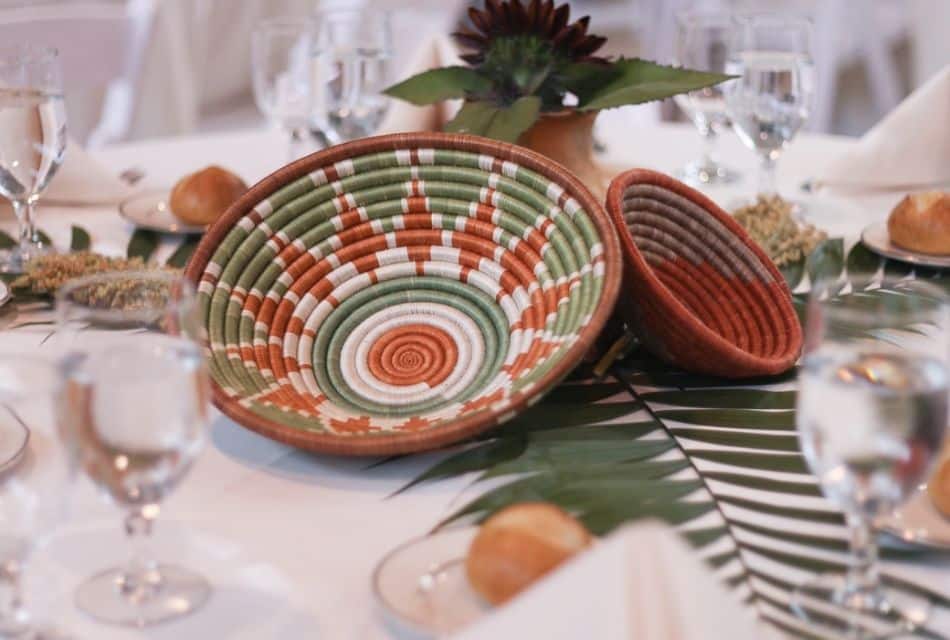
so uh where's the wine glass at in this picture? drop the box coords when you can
[252,18,317,161]
[0,45,66,273]
[55,271,210,627]
[724,15,813,199]
[672,9,740,185]
[0,355,73,638]
[795,279,950,636]
[312,8,392,141]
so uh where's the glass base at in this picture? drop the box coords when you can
[75,564,210,627]
[791,573,931,638]
[0,242,54,274]
[676,160,740,185]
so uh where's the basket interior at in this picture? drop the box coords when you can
[621,182,794,360]
[196,146,610,437]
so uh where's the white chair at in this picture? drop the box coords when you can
[0,0,156,148]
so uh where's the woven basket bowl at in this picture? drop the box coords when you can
[185,133,621,455]
[605,169,801,378]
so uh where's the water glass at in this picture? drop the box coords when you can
[0,45,66,273]
[795,279,950,635]
[725,15,813,198]
[672,9,739,185]
[0,356,73,638]
[312,8,392,141]
[252,18,316,161]
[55,271,210,627]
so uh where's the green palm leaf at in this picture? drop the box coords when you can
[397,253,950,637]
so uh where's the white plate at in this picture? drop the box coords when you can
[0,407,29,474]
[0,281,10,308]
[373,527,489,639]
[861,221,950,268]
[880,485,950,551]
[118,189,207,235]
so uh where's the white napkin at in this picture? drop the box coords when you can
[452,520,768,640]
[821,64,950,189]
[42,139,134,206]
[376,34,463,135]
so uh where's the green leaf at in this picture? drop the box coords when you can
[383,66,491,106]
[640,389,796,410]
[779,256,805,290]
[0,231,13,249]
[655,409,796,430]
[166,236,199,269]
[69,225,91,252]
[846,242,882,290]
[127,229,160,262]
[444,96,541,143]
[577,58,734,111]
[806,237,844,288]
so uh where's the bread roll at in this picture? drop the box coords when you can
[928,455,950,517]
[465,502,592,605]
[887,191,950,255]
[169,166,247,226]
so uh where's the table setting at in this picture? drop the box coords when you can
[0,1,949,639]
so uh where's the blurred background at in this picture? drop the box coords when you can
[4,0,947,147]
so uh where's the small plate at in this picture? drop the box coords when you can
[0,408,29,474]
[880,486,950,551]
[861,221,950,268]
[119,190,206,235]
[373,527,489,639]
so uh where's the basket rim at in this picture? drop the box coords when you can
[184,131,622,456]
[606,167,801,375]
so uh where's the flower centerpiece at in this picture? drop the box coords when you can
[384,0,732,198]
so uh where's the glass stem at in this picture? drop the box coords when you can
[0,558,27,633]
[757,150,779,196]
[844,514,880,601]
[699,124,718,168]
[11,200,37,253]
[120,504,162,606]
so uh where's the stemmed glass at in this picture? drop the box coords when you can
[312,8,392,141]
[252,18,317,161]
[55,271,210,627]
[672,9,739,185]
[0,356,73,639]
[0,45,66,273]
[795,279,950,636]
[724,15,813,199]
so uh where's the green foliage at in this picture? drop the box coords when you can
[383,67,491,106]
[166,236,200,269]
[126,228,159,262]
[395,262,950,637]
[445,96,541,143]
[70,225,91,252]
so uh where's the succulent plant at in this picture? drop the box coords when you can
[385,0,733,142]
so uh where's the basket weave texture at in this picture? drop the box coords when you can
[606,169,801,378]
[185,133,621,455]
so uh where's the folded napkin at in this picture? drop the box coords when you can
[452,520,769,640]
[41,139,134,206]
[376,34,463,135]
[821,64,950,189]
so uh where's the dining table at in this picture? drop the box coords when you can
[2,115,949,639]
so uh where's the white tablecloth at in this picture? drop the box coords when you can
[1,119,946,638]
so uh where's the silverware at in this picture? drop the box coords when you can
[801,177,950,194]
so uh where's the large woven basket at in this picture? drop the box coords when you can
[606,169,801,378]
[185,133,621,455]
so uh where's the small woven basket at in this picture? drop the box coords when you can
[185,133,621,455]
[606,169,801,378]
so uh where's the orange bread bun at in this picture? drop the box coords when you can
[465,502,592,605]
[169,166,247,226]
[887,191,950,255]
